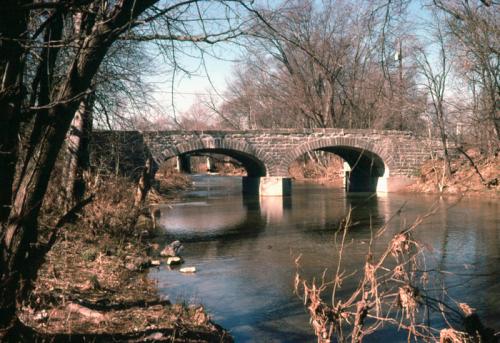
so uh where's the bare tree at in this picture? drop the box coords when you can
[61,93,95,210]
[0,1,260,337]
[62,38,159,210]
[433,0,499,152]
[415,12,454,177]
[215,0,427,131]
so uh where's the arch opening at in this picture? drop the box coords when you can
[288,146,388,192]
[164,148,267,177]
[323,146,386,192]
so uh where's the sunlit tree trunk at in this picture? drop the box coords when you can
[62,94,95,210]
[134,157,155,207]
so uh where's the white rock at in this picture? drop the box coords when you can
[151,260,161,266]
[166,256,182,265]
[179,266,196,273]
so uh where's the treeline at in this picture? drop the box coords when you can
[178,0,498,157]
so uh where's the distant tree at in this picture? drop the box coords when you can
[217,0,427,131]
[433,0,499,152]
[415,11,454,176]
[177,97,220,130]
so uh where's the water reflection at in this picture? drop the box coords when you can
[159,194,266,243]
[259,195,292,224]
[416,197,500,326]
[151,176,499,342]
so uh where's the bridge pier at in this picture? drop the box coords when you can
[376,174,389,192]
[242,177,292,196]
[383,176,414,192]
[343,162,384,193]
[206,156,216,173]
[344,171,412,193]
[176,155,191,174]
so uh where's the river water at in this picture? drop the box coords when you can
[150,175,499,342]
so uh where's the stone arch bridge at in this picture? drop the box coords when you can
[92,129,442,196]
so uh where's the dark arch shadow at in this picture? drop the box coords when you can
[166,148,267,177]
[323,146,385,177]
[324,146,385,192]
[289,146,386,192]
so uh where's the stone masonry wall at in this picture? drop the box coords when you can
[93,129,443,177]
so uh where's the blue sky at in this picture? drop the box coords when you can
[145,0,435,120]
[143,0,258,118]
[148,44,241,114]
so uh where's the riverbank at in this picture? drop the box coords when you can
[289,150,499,196]
[406,150,499,196]
[289,158,344,185]
[18,174,232,342]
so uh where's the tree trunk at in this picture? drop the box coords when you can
[0,25,110,342]
[0,1,158,336]
[0,104,79,338]
[0,5,27,223]
[489,105,500,148]
[437,115,453,177]
[134,157,155,207]
[62,94,94,210]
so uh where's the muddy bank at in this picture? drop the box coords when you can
[288,150,499,196]
[17,175,231,342]
[406,150,499,196]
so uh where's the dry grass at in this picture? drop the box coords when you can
[20,173,230,341]
[439,328,475,343]
[407,149,499,195]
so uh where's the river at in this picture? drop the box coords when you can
[150,175,499,342]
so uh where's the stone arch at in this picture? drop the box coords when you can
[283,137,394,173]
[282,137,394,192]
[160,138,269,177]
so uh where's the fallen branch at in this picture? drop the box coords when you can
[455,147,486,184]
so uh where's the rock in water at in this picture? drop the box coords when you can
[170,240,184,254]
[179,266,196,273]
[160,245,175,257]
[160,240,184,257]
[166,256,182,265]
